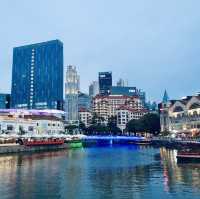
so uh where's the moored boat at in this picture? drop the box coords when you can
[134,139,151,145]
[16,138,64,146]
[64,139,83,148]
[177,150,200,163]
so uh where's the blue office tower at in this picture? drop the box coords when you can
[11,40,63,110]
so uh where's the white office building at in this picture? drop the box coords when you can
[64,65,79,124]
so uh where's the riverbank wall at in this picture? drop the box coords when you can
[151,139,200,149]
[0,143,75,155]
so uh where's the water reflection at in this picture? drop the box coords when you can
[0,151,71,199]
[160,148,200,193]
[0,147,199,199]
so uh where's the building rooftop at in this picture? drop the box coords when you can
[94,94,139,100]
[14,39,63,49]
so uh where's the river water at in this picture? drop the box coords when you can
[0,146,200,199]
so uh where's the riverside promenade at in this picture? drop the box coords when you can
[83,136,200,149]
[152,137,200,149]
[0,136,147,154]
[1,136,200,154]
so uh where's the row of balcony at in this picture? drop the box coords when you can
[170,116,200,123]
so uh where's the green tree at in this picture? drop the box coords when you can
[107,116,121,135]
[91,113,98,125]
[91,113,105,125]
[79,121,86,133]
[126,119,144,135]
[87,124,109,135]
[126,113,160,135]
[65,125,77,134]
[140,113,160,135]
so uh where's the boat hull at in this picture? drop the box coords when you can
[177,156,200,163]
[24,140,64,147]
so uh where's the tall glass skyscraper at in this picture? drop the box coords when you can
[65,65,79,122]
[11,40,63,110]
[99,72,112,95]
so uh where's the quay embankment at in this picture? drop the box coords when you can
[1,136,200,155]
[0,136,150,154]
[151,138,200,149]
[0,140,83,155]
[0,143,71,154]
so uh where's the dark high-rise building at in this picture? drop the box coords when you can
[110,86,146,106]
[110,86,137,96]
[11,40,63,110]
[0,94,10,109]
[98,72,112,95]
[78,92,91,110]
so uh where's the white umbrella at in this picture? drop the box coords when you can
[0,134,9,138]
[74,134,86,139]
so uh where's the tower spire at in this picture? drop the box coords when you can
[162,90,169,103]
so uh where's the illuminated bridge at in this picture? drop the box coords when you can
[82,136,150,146]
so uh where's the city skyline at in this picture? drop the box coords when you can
[0,0,200,102]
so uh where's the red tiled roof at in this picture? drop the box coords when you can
[116,105,148,113]
[78,107,90,112]
[24,115,62,121]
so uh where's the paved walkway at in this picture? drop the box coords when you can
[0,143,19,147]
